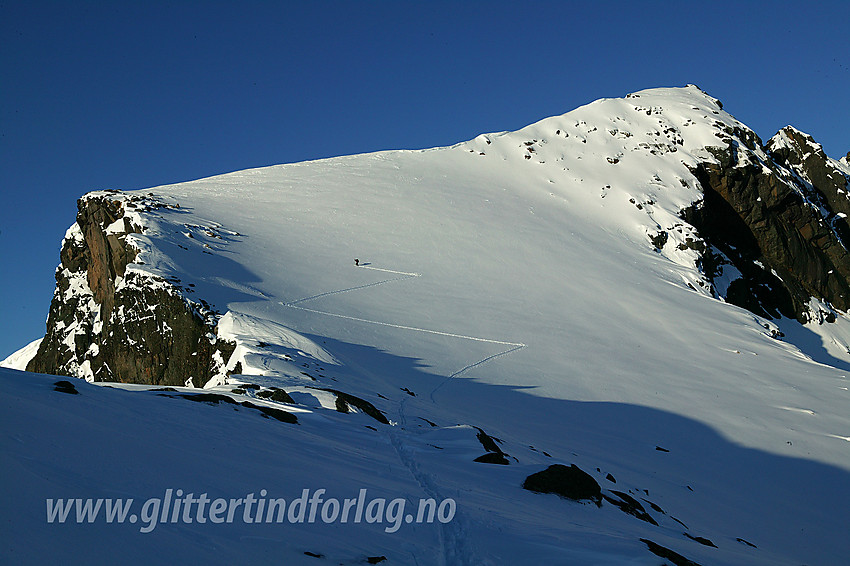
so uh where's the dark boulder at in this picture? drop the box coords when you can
[522,464,602,505]
[53,380,79,395]
[472,426,511,464]
[257,388,295,403]
[474,452,510,465]
[640,539,703,566]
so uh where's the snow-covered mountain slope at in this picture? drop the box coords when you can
[4,85,850,564]
[1,337,40,370]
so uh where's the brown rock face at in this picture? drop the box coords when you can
[27,193,234,386]
[684,129,850,322]
[767,127,850,247]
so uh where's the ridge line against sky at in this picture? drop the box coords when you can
[1,0,848,357]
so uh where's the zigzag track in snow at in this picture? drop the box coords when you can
[285,303,524,348]
[281,265,493,563]
[429,343,526,402]
[282,275,418,306]
[279,265,526,398]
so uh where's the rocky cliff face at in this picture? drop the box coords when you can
[27,192,235,386]
[682,126,850,322]
[767,126,850,246]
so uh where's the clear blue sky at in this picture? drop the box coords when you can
[2,1,848,358]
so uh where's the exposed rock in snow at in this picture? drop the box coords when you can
[684,131,850,321]
[27,192,235,386]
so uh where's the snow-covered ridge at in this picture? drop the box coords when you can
[26,84,850,422]
[0,337,41,370]
[21,83,850,425]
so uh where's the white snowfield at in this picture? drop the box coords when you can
[3,85,849,565]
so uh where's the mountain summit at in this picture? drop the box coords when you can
[4,86,850,565]
[23,86,850,390]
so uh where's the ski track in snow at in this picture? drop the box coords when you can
[392,396,474,565]
[282,275,418,307]
[278,263,522,563]
[358,265,422,277]
[430,343,526,402]
[279,265,527,398]
[279,264,482,564]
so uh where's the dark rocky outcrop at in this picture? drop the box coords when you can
[176,392,237,405]
[684,127,850,322]
[53,380,79,395]
[473,452,510,465]
[602,490,658,525]
[640,539,703,566]
[768,127,850,246]
[27,193,235,387]
[257,387,295,404]
[522,464,602,505]
[241,401,299,424]
[473,426,511,464]
[684,533,717,548]
[98,272,235,386]
[317,387,389,424]
[163,391,298,424]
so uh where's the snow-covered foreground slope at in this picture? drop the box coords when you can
[3,365,849,565]
[3,86,850,564]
